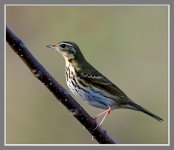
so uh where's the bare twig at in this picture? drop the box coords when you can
[6,26,116,144]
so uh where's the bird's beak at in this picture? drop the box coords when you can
[46,44,58,49]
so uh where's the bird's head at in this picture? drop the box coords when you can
[47,41,85,64]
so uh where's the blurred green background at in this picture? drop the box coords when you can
[6,6,168,144]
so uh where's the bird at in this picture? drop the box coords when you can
[46,41,163,128]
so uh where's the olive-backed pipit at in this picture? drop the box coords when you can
[47,41,163,127]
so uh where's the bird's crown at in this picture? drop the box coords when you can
[58,41,80,51]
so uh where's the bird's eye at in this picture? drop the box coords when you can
[60,44,67,48]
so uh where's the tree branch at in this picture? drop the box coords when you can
[6,26,116,144]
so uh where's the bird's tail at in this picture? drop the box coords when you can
[127,102,163,122]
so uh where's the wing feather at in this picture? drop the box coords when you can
[76,63,129,99]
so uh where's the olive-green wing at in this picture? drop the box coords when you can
[77,68,128,99]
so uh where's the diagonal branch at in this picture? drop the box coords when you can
[6,26,116,144]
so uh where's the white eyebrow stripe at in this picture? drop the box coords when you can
[61,42,73,47]
[59,42,76,53]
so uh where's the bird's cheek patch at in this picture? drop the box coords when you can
[68,53,75,60]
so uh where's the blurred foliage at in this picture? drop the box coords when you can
[6,6,168,144]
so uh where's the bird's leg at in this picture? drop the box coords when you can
[93,106,111,130]
[93,109,109,119]
[98,107,111,127]
[93,106,111,119]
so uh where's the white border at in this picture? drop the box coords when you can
[4,4,170,146]
[167,4,170,146]
[4,4,170,6]
[4,4,6,147]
